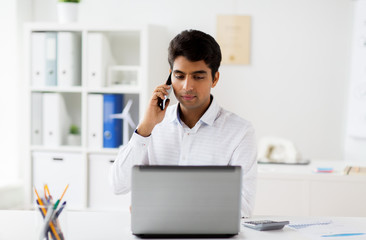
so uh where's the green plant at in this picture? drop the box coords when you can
[69,124,80,135]
[59,0,80,3]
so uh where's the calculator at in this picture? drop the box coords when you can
[243,220,290,231]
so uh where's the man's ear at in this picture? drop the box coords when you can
[212,72,219,88]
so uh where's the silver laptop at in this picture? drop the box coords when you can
[131,165,242,237]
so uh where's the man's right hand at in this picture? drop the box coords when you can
[136,84,171,137]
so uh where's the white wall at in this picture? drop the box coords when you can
[32,0,353,160]
[0,2,20,182]
[0,0,31,208]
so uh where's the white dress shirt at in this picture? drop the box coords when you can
[110,96,257,217]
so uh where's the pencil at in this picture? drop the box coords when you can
[34,187,61,240]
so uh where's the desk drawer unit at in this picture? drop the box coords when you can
[88,154,130,211]
[32,151,85,209]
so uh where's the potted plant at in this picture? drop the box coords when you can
[57,0,80,23]
[67,124,81,146]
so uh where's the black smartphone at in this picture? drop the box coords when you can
[158,73,172,110]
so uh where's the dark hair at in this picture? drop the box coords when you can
[168,30,222,80]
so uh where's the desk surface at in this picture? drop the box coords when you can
[1,210,366,240]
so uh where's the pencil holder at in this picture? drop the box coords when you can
[35,203,68,240]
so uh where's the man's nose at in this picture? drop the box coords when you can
[182,76,193,90]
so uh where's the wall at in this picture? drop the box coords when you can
[0,0,31,208]
[32,0,353,160]
[0,2,20,182]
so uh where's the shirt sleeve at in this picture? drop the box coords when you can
[230,123,257,218]
[109,132,151,194]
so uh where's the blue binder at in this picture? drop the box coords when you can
[45,32,57,86]
[103,94,123,148]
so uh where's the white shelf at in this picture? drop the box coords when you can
[87,86,141,94]
[87,148,119,155]
[24,23,147,32]
[30,86,82,93]
[25,23,168,210]
[30,145,83,153]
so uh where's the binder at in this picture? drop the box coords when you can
[57,32,81,87]
[43,93,70,146]
[87,94,103,148]
[103,94,123,148]
[31,93,43,145]
[45,32,57,86]
[31,32,57,86]
[31,33,46,86]
[87,33,114,88]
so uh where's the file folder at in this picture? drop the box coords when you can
[43,93,70,146]
[45,32,57,86]
[31,93,43,145]
[31,32,57,86]
[57,32,81,87]
[103,94,123,148]
[31,32,46,87]
[87,94,103,148]
[87,33,114,88]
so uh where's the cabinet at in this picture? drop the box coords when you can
[24,23,168,209]
[32,152,85,209]
[88,154,130,211]
[254,160,366,217]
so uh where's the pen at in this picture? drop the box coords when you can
[36,200,52,240]
[34,187,61,240]
[55,201,67,218]
[322,233,366,237]
[39,184,69,240]
[40,204,55,240]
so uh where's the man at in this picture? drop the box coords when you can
[110,29,257,217]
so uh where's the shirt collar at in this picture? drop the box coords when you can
[200,96,220,126]
[167,95,220,126]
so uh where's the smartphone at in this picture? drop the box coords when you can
[158,73,172,110]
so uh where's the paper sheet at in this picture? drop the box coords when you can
[288,219,366,240]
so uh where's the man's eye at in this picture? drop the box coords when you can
[194,75,204,80]
[175,75,185,79]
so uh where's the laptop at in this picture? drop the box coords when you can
[131,165,242,237]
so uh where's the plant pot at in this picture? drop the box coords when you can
[67,134,81,146]
[57,2,79,23]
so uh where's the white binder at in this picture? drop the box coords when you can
[87,94,103,148]
[31,32,46,87]
[42,93,70,146]
[57,32,81,87]
[87,33,114,88]
[31,32,57,87]
[31,93,43,145]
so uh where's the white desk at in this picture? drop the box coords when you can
[1,210,366,240]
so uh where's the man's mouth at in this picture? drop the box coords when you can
[181,95,195,101]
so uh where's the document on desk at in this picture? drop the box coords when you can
[288,219,366,240]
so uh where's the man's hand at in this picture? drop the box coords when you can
[136,84,171,137]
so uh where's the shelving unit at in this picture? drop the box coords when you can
[23,23,168,210]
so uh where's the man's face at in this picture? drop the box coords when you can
[171,56,219,112]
